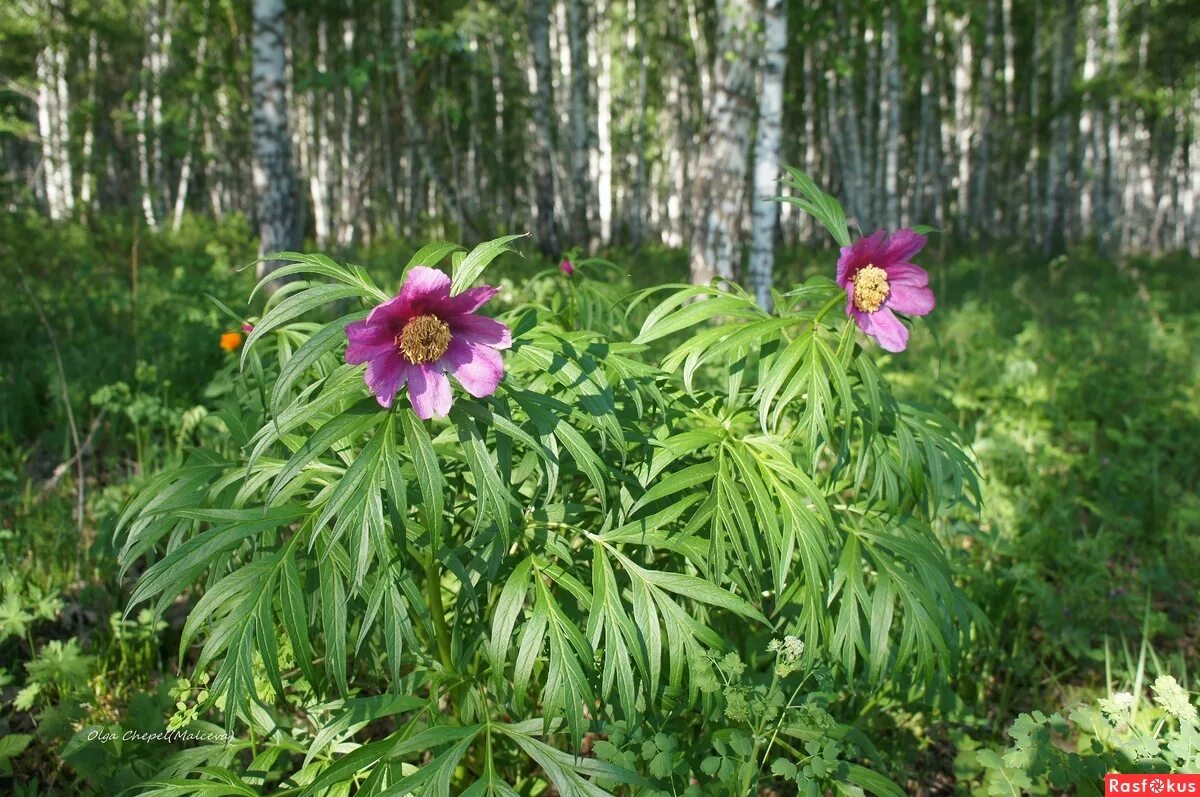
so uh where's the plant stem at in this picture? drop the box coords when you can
[813,291,846,325]
[425,557,454,671]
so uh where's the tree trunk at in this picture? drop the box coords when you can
[1044,0,1077,254]
[36,41,74,221]
[1102,0,1121,248]
[972,0,995,231]
[337,19,356,248]
[747,0,786,309]
[880,4,901,230]
[914,0,939,224]
[79,31,98,216]
[566,0,592,245]
[628,0,649,248]
[952,11,973,232]
[595,0,613,245]
[391,0,477,240]
[688,0,756,284]
[251,0,302,272]
[527,0,561,256]
[831,0,868,228]
[490,37,509,227]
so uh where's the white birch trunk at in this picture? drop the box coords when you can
[1044,0,1076,253]
[337,19,356,247]
[628,0,649,247]
[952,12,973,231]
[1102,0,1121,247]
[972,0,995,229]
[527,0,561,255]
[566,0,592,244]
[310,17,332,248]
[914,0,939,223]
[79,31,98,213]
[747,0,786,309]
[881,5,901,230]
[490,38,508,224]
[595,0,613,245]
[1079,2,1100,230]
[251,0,302,269]
[688,0,755,283]
[36,44,74,221]
[686,0,712,111]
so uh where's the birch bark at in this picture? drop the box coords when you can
[688,0,756,284]
[880,5,901,230]
[1044,0,1077,253]
[527,0,561,255]
[595,0,613,245]
[566,0,592,244]
[251,0,302,270]
[747,0,787,309]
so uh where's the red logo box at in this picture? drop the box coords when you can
[1106,775,1200,794]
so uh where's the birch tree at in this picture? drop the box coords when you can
[565,0,591,244]
[689,0,756,284]
[747,0,787,309]
[527,0,561,256]
[1044,0,1077,253]
[35,42,74,222]
[251,0,301,272]
[880,4,901,230]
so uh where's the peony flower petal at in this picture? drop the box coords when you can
[399,266,452,314]
[443,337,504,398]
[884,262,931,288]
[407,363,453,419]
[887,282,936,316]
[449,313,512,350]
[859,307,909,352]
[880,229,927,267]
[364,353,411,408]
[836,230,887,287]
[346,319,396,364]
[441,284,501,317]
[365,293,412,327]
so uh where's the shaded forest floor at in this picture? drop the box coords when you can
[1,211,1198,793]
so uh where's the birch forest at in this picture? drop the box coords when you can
[6,1,1200,794]
[5,0,1199,278]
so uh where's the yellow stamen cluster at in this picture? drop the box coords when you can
[396,314,452,364]
[852,265,890,313]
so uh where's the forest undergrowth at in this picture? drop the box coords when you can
[1,211,1198,795]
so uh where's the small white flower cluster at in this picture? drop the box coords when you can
[1111,691,1135,710]
[768,635,806,677]
[1153,675,1199,726]
[1100,690,1136,715]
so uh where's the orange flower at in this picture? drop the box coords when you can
[219,331,243,352]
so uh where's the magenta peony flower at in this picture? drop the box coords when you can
[836,229,935,352]
[345,266,511,419]
[559,258,575,276]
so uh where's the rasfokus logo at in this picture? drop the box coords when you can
[1106,775,1200,794]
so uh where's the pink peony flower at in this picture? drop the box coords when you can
[559,258,575,276]
[836,229,935,352]
[345,266,511,419]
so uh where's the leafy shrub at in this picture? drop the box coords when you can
[113,182,979,794]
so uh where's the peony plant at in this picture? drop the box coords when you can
[117,173,979,795]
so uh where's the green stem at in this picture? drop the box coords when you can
[425,558,454,671]
[812,291,847,326]
[759,678,810,778]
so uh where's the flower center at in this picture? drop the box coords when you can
[395,314,452,364]
[852,265,890,313]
